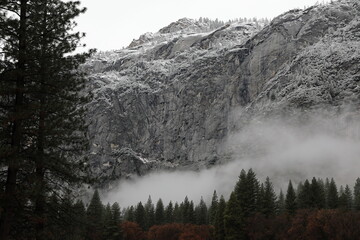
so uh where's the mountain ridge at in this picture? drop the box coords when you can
[83,0,360,184]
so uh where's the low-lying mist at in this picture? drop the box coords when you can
[103,113,360,207]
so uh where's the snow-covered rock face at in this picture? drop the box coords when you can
[84,0,360,184]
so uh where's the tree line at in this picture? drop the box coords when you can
[197,17,270,31]
[48,169,360,240]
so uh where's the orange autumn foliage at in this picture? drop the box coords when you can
[147,223,183,240]
[247,209,360,240]
[147,223,214,240]
[121,221,145,240]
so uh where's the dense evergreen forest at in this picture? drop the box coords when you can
[39,169,360,240]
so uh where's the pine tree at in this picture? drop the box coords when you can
[296,181,304,197]
[227,169,259,239]
[324,178,330,208]
[73,200,87,240]
[316,178,327,209]
[208,190,219,225]
[61,193,80,240]
[214,195,226,240]
[125,206,135,222]
[103,203,113,240]
[86,190,104,240]
[173,202,181,223]
[144,196,155,229]
[244,169,260,216]
[181,196,194,223]
[165,201,174,223]
[262,177,277,217]
[110,202,122,240]
[28,3,92,236]
[234,170,247,201]
[135,202,146,230]
[310,177,325,209]
[285,180,297,215]
[0,2,29,238]
[189,200,196,224]
[224,192,244,240]
[344,184,353,210]
[257,183,265,213]
[101,202,121,240]
[354,178,360,210]
[234,169,259,217]
[327,178,338,209]
[195,197,208,225]
[276,190,285,215]
[155,198,165,225]
[112,202,121,224]
[297,179,311,209]
[338,185,352,211]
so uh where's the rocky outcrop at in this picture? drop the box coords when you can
[84,0,360,183]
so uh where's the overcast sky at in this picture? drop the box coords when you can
[75,0,326,52]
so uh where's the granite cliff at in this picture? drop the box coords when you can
[83,0,360,183]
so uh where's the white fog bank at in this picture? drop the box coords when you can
[103,114,360,207]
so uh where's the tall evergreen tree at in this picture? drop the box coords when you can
[224,192,244,240]
[296,181,304,198]
[354,178,360,210]
[324,178,330,208]
[86,190,104,240]
[262,177,277,217]
[0,2,29,238]
[257,183,265,213]
[110,202,122,240]
[234,169,247,202]
[60,193,80,240]
[102,202,121,240]
[173,202,181,223]
[135,202,146,230]
[327,178,338,209]
[208,190,219,225]
[234,169,259,217]
[309,177,325,209]
[73,200,87,240]
[338,185,352,211]
[189,200,196,224]
[155,198,165,225]
[111,202,121,224]
[195,197,208,225]
[285,180,297,215]
[125,206,135,222]
[297,179,311,209]
[29,3,92,237]
[181,196,194,223]
[103,203,113,240]
[276,189,285,215]
[316,178,327,208]
[214,195,226,240]
[144,196,155,229]
[165,201,174,223]
[244,169,260,215]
